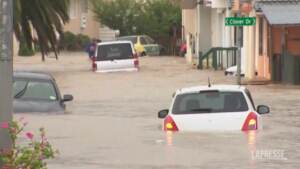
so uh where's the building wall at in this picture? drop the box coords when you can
[181,0,232,66]
[64,0,100,39]
[182,8,197,64]
[287,27,300,56]
[255,17,270,79]
[199,5,212,53]
[271,26,300,84]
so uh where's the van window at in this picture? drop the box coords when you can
[172,91,248,114]
[97,43,133,61]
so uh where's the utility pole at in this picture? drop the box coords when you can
[0,0,13,151]
[236,12,243,85]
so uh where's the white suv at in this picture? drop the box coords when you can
[92,41,139,73]
[158,85,270,132]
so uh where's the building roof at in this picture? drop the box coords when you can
[256,0,300,25]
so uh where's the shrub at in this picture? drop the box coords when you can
[59,32,91,51]
[60,31,77,51]
[0,119,58,169]
[77,34,91,50]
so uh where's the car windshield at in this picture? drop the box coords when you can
[97,43,133,61]
[172,91,248,114]
[117,37,137,44]
[13,80,58,101]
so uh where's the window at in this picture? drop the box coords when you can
[144,36,155,44]
[140,37,147,45]
[172,91,248,114]
[69,0,78,18]
[97,43,133,61]
[14,80,57,101]
[81,0,88,14]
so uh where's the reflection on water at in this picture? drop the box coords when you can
[163,130,261,168]
[165,131,174,146]
[246,131,257,169]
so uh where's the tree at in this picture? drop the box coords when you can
[91,0,181,38]
[142,0,181,36]
[14,0,70,61]
[91,0,143,36]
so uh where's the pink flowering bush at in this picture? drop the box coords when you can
[0,119,58,169]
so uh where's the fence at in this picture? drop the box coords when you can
[197,47,238,70]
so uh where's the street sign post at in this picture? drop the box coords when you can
[0,0,13,154]
[225,17,256,26]
[225,16,256,85]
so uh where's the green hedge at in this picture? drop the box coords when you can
[59,31,91,51]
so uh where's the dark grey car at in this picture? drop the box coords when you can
[13,72,73,113]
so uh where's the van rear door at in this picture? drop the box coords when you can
[95,42,137,72]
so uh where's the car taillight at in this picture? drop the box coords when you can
[242,112,257,131]
[133,53,139,68]
[164,116,178,131]
[92,56,97,71]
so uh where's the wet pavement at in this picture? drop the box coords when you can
[14,53,300,169]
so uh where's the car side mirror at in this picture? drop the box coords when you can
[158,109,169,119]
[257,105,270,114]
[62,94,73,102]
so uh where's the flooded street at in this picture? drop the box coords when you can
[14,53,300,169]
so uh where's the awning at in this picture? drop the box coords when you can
[259,3,300,25]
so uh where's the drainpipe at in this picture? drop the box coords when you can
[0,0,13,153]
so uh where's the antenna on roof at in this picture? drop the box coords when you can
[208,77,211,87]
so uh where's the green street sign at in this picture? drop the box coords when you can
[225,17,256,26]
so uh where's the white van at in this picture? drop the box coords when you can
[92,41,139,73]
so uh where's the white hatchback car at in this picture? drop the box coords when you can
[158,85,270,132]
[92,41,139,73]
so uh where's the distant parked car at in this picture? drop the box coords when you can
[13,71,73,113]
[225,65,257,77]
[92,41,139,73]
[158,85,270,132]
[225,65,245,76]
[117,35,163,56]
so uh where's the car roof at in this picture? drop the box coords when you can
[118,35,138,38]
[118,35,149,38]
[13,71,54,81]
[176,85,246,94]
[97,40,133,46]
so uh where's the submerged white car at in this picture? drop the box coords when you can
[158,85,270,132]
[224,65,245,76]
[92,41,139,73]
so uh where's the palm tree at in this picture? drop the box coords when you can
[14,0,70,61]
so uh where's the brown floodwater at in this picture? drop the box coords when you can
[13,53,300,169]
